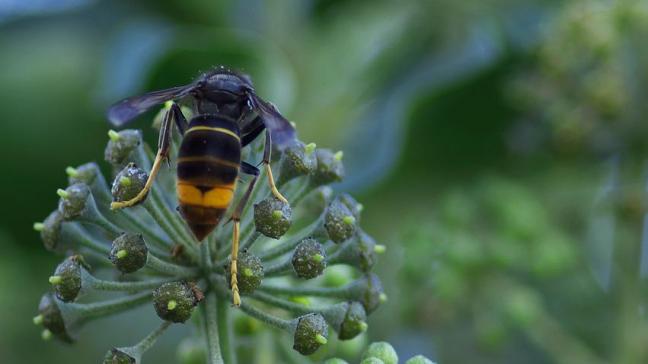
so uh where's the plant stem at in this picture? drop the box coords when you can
[146,253,198,276]
[217,297,236,364]
[201,291,225,364]
[134,321,172,353]
[86,272,189,292]
[239,301,292,331]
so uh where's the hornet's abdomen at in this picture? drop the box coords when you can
[177,115,241,241]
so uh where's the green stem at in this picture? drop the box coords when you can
[239,301,293,331]
[86,272,189,292]
[201,242,213,271]
[69,224,111,254]
[146,253,198,276]
[217,297,236,364]
[202,291,225,364]
[133,321,172,353]
[65,291,152,321]
[249,291,311,315]
[264,258,293,276]
[144,199,198,262]
[259,283,350,299]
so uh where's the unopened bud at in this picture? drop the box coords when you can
[254,197,292,239]
[110,233,148,273]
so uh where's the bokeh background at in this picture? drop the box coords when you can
[2,0,648,363]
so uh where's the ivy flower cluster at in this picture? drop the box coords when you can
[32,106,386,363]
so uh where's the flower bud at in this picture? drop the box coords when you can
[152,281,200,323]
[227,250,264,294]
[331,230,377,272]
[110,233,148,273]
[320,301,367,341]
[338,193,363,222]
[349,273,384,314]
[324,359,350,364]
[254,197,292,239]
[67,162,100,185]
[278,141,317,184]
[325,198,357,243]
[103,348,137,364]
[311,148,344,186]
[50,256,84,302]
[362,342,398,364]
[292,238,327,279]
[58,184,91,220]
[104,129,142,169]
[405,355,436,364]
[111,163,148,204]
[291,313,329,355]
[37,292,73,343]
[361,358,385,364]
[38,210,67,253]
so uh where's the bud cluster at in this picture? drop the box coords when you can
[33,106,386,362]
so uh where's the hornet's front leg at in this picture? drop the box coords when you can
[111,103,188,209]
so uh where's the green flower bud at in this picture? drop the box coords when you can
[325,198,357,243]
[321,301,368,340]
[349,274,384,314]
[338,193,363,222]
[362,342,398,364]
[104,129,142,169]
[291,313,329,355]
[103,348,136,364]
[38,210,67,253]
[37,292,73,343]
[254,197,292,239]
[361,358,385,364]
[324,359,350,364]
[51,256,84,302]
[111,163,148,204]
[66,162,96,184]
[405,355,436,364]
[152,281,200,323]
[110,233,148,273]
[323,265,355,288]
[226,250,264,294]
[311,149,345,186]
[58,183,91,220]
[278,141,317,184]
[330,229,378,272]
[292,238,327,279]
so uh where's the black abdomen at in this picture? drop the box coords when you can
[176,114,241,241]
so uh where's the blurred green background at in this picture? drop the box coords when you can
[2,0,648,363]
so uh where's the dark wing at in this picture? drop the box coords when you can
[107,85,196,127]
[249,94,296,149]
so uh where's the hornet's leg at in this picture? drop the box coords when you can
[261,130,288,204]
[229,161,260,306]
[111,102,187,209]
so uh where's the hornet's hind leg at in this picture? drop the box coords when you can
[229,161,260,306]
[111,103,188,209]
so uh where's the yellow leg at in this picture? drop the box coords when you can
[230,221,241,307]
[111,152,165,210]
[265,163,288,204]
